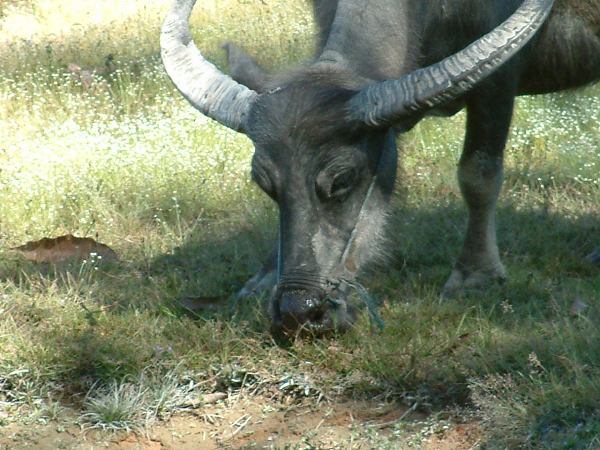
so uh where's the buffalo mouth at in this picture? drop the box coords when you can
[270,282,357,339]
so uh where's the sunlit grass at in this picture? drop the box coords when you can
[0,0,599,448]
[0,0,312,74]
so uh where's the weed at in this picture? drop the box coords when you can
[81,380,149,432]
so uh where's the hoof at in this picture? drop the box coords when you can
[236,269,277,300]
[585,250,600,265]
[441,266,506,299]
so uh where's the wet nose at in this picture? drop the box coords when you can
[275,289,325,332]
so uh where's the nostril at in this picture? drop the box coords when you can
[271,287,356,338]
[277,289,324,328]
[310,308,324,322]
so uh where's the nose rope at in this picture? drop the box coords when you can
[325,147,389,331]
[338,175,378,275]
[336,280,385,331]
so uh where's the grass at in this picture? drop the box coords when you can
[1,0,599,448]
[80,369,202,432]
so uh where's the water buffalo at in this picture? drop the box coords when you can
[161,0,600,336]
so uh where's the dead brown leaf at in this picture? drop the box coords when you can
[12,234,118,263]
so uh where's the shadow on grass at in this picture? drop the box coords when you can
[2,196,598,323]
[1,199,598,433]
[387,200,599,282]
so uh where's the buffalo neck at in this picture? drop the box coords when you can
[319,0,417,81]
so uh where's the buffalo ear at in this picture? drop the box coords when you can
[391,114,423,133]
[223,42,269,93]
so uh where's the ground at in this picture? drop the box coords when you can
[1,395,484,449]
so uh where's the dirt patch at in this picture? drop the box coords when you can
[0,396,481,449]
[423,422,483,450]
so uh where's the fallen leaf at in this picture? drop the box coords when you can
[12,234,118,263]
[570,298,589,316]
[178,296,225,312]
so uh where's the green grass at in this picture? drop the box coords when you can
[1,1,600,448]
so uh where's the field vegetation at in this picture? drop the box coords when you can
[0,0,599,448]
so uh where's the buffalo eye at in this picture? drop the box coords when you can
[251,164,276,199]
[317,168,358,201]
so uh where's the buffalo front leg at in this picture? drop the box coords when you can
[442,85,516,297]
[236,246,277,299]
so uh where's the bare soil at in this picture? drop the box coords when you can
[0,396,482,449]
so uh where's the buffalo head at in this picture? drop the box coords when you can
[161,0,554,337]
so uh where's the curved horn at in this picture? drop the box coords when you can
[350,0,555,128]
[161,0,257,132]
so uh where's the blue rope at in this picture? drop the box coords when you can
[327,280,385,331]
